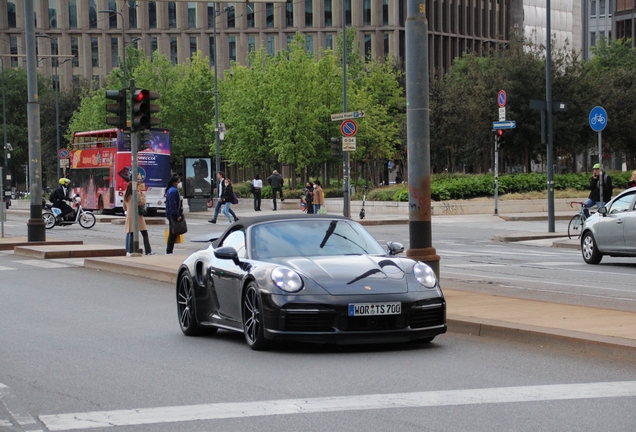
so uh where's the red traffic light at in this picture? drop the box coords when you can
[497,129,505,137]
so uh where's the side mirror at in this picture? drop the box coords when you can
[214,246,240,265]
[598,206,607,216]
[387,241,404,256]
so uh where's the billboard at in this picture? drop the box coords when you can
[183,157,212,199]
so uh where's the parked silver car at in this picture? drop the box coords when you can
[581,187,636,264]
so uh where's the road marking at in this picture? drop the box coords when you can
[0,265,16,271]
[39,381,636,431]
[12,260,73,269]
[0,383,38,427]
[444,263,507,268]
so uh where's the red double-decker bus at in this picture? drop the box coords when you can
[68,128,171,215]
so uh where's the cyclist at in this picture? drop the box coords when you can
[50,178,73,222]
[583,163,612,218]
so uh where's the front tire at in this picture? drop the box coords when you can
[43,212,56,229]
[242,282,269,350]
[568,215,583,239]
[176,271,212,336]
[581,231,603,264]
[79,212,96,229]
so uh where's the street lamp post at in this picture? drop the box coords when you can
[212,4,233,175]
[99,10,127,88]
[1,56,7,167]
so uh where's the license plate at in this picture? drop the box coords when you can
[348,302,401,316]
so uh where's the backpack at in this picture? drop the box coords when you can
[49,188,58,203]
[603,173,613,202]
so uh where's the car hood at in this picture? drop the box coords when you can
[282,255,408,295]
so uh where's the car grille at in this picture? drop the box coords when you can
[339,314,407,331]
[408,305,445,329]
[284,311,336,332]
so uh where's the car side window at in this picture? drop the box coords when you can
[220,230,246,259]
[608,192,636,214]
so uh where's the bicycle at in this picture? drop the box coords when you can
[568,201,588,239]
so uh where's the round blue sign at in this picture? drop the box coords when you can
[589,106,607,132]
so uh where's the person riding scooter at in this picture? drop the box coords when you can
[50,178,74,222]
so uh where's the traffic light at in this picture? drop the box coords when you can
[140,131,153,150]
[130,89,161,132]
[330,137,341,156]
[105,89,127,129]
[496,129,506,148]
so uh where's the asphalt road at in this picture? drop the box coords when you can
[1,256,636,432]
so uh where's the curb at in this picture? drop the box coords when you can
[447,316,636,361]
[552,239,581,250]
[493,232,569,242]
[0,240,83,251]
[499,215,572,221]
[14,244,126,259]
[83,257,179,284]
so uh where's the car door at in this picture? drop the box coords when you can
[209,230,247,323]
[621,194,636,253]
[594,192,635,253]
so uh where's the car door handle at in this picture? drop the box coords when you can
[617,220,624,224]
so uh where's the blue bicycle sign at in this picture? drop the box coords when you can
[589,106,607,132]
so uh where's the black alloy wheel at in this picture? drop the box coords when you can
[242,282,269,350]
[177,271,208,336]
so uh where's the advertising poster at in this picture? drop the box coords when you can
[183,156,212,199]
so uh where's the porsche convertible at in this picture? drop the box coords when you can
[176,214,446,350]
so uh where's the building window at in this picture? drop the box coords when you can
[363,0,371,26]
[266,3,275,27]
[149,1,157,28]
[287,34,294,48]
[591,32,596,46]
[345,0,351,26]
[209,36,216,65]
[188,2,197,28]
[326,34,333,50]
[286,0,294,27]
[72,75,80,86]
[208,3,215,28]
[600,0,606,16]
[383,33,389,56]
[111,37,119,67]
[324,0,332,26]
[190,37,198,57]
[609,0,613,15]
[248,35,256,52]
[171,36,178,64]
[151,36,158,59]
[71,37,79,66]
[108,0,117,27]
[7,1,17,28]
[51,38,59,67]
[591,0,596,17]
[305,0,313,27]
[247,2,255,27]
[10,36,18,67]
[91,37,99,67]
[306,34,314,54]
[49,0,58,28]
[267,35,275,55]
[129,1,138,29]
[364,34,372,59]
[68,0,77,29]
[228,3,235,28]
[169,2,177,28]
[229,36,237,62]
[383,0,389,25]
[89,0,97,28]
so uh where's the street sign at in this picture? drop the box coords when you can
[492,121,516,129]
[589,106,607,132]
[330,110,366,121]
[342,137,356,151]
[60,158,70,169]
[498,90,507,107]
[499,107,506,121]
[341,120,357,137]
[58,148,69,159]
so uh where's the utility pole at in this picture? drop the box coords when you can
[342,1,350,218]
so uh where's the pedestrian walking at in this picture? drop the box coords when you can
[221,178,236,224]
[252,174,263,211]
[303,181,314,214]
[627,170,636,188]
[123,182,154,256]
[583,163,613,218]
[267,169,284,210]
[312,180,324,214]
[208,171,238,223]
[165,174,183,254]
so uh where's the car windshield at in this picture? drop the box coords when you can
[250,219,386,259]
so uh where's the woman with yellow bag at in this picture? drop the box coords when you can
[165,174,185,254]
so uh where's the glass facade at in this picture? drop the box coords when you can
[326,33,333,50]
[247,2,255,27]
[286,0,293,27]
[267,35,275,55]
[129,1,138,29]
[170,36,178,64]
[49,0,58,29]
[111,37,119,67]
[306,34,314,55]
[345,0,351,26]
[151,36,158,59]
[149,1,157,29]
[68,0,77,29]
[229,36,237,62]
[228,3,235,28]
[7,1,16,28]
[89,0,97,29]
[190,36,198,57]
[189,2,197,28]
[169,2,177,28]
[305,0,313,27]
[266,3,274,27]
[108,0,117,28]
[363,0,371,26]
[208,3,215,28]
[364,34,372,59]
[91,37,99,67]
[71,37,79,67]
[324,0,332,27]
[248,35,256,52]
[383,0,389,25]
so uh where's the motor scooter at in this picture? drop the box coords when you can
[359,186,368,219]
[42,196,96,229]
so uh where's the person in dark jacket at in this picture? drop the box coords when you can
[583,163,613,218]
[221,178,235,224]
[51,177,73,222]
[303,181,314,214]
[267,170,284,210]
[208,171,238,223]
[165,174,182,254]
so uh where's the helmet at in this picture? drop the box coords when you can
[593,163,601,169]
[59,178,70,185]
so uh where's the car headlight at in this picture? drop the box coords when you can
[413,262,438,288]
[272,267,304,293]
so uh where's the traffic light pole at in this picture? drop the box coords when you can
[130,80,140,256]
[342,2,350,218]
[494,134,499,216]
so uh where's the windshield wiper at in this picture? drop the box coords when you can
[319,220,368,253]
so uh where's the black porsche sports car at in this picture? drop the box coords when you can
[176,214,446,350]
